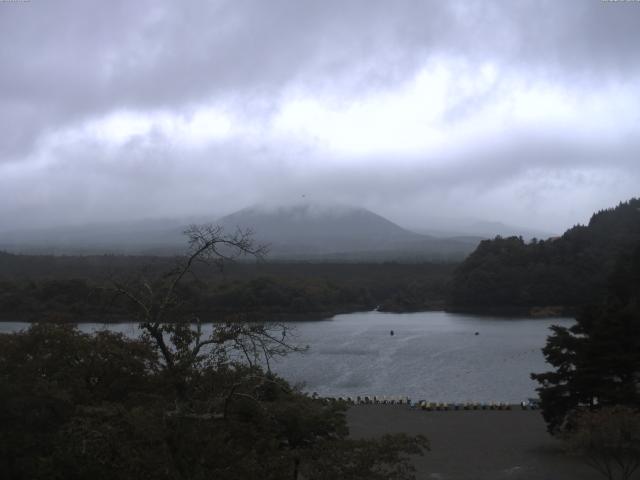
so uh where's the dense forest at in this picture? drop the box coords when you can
[450,198,640,315]
[0,256,454,321]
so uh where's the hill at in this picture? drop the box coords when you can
[216,204,480,260]
[449,198,640,315]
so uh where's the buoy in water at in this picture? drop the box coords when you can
[474,332,479,336]
[390,330,394,336]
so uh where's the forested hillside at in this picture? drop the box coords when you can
[450,198,640,314]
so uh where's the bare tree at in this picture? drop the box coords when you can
[110,224,303,403]
[566,406,640,480]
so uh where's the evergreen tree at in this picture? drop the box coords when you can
[532,244,640,433]
[451,198,640,313]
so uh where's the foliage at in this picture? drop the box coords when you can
[0,224,429,479]
[451,198,640,313]
[566,406,640,480]
[531,244,640,433]
[0,324,159,479]
[0,325,429,479]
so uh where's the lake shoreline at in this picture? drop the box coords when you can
[446,305,577,318]
[0,308,364,324]
[0,306,576,323]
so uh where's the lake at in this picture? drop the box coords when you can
[0,311,573,403]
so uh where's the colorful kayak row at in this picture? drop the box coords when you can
[315,395,540,410]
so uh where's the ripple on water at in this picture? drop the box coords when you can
[1,311,574,402]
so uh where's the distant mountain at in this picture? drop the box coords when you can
[217,204,420,253]
[0,204,482,260]
[413,218,555,240]
[216,204,480,260]
[0,218,191,255]
[450,198,640,314]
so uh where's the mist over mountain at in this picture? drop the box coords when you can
[216,204,481,260]
[0,218,189,255]
[0,203,488,260]
[219,204,418,252]
[412,218,556,241]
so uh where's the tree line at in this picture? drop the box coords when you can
[450,198,640,314]
[0,256,454,321]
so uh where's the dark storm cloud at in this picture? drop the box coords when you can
[1,0,639,231]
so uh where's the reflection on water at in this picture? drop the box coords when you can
[0,311,574,402]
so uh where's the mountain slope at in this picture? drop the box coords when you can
[218,204,418,251]
[216,204,479,259]
[450,198,640,314]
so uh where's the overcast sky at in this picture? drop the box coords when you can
[1,0,639,233]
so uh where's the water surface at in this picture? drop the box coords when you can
[1,311,573,403]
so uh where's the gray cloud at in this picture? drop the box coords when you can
[1,0,639,233]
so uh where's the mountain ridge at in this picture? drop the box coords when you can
[0,203,491,260]
[215,203,479,260]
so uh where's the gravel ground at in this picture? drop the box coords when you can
[347,405,603,480]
